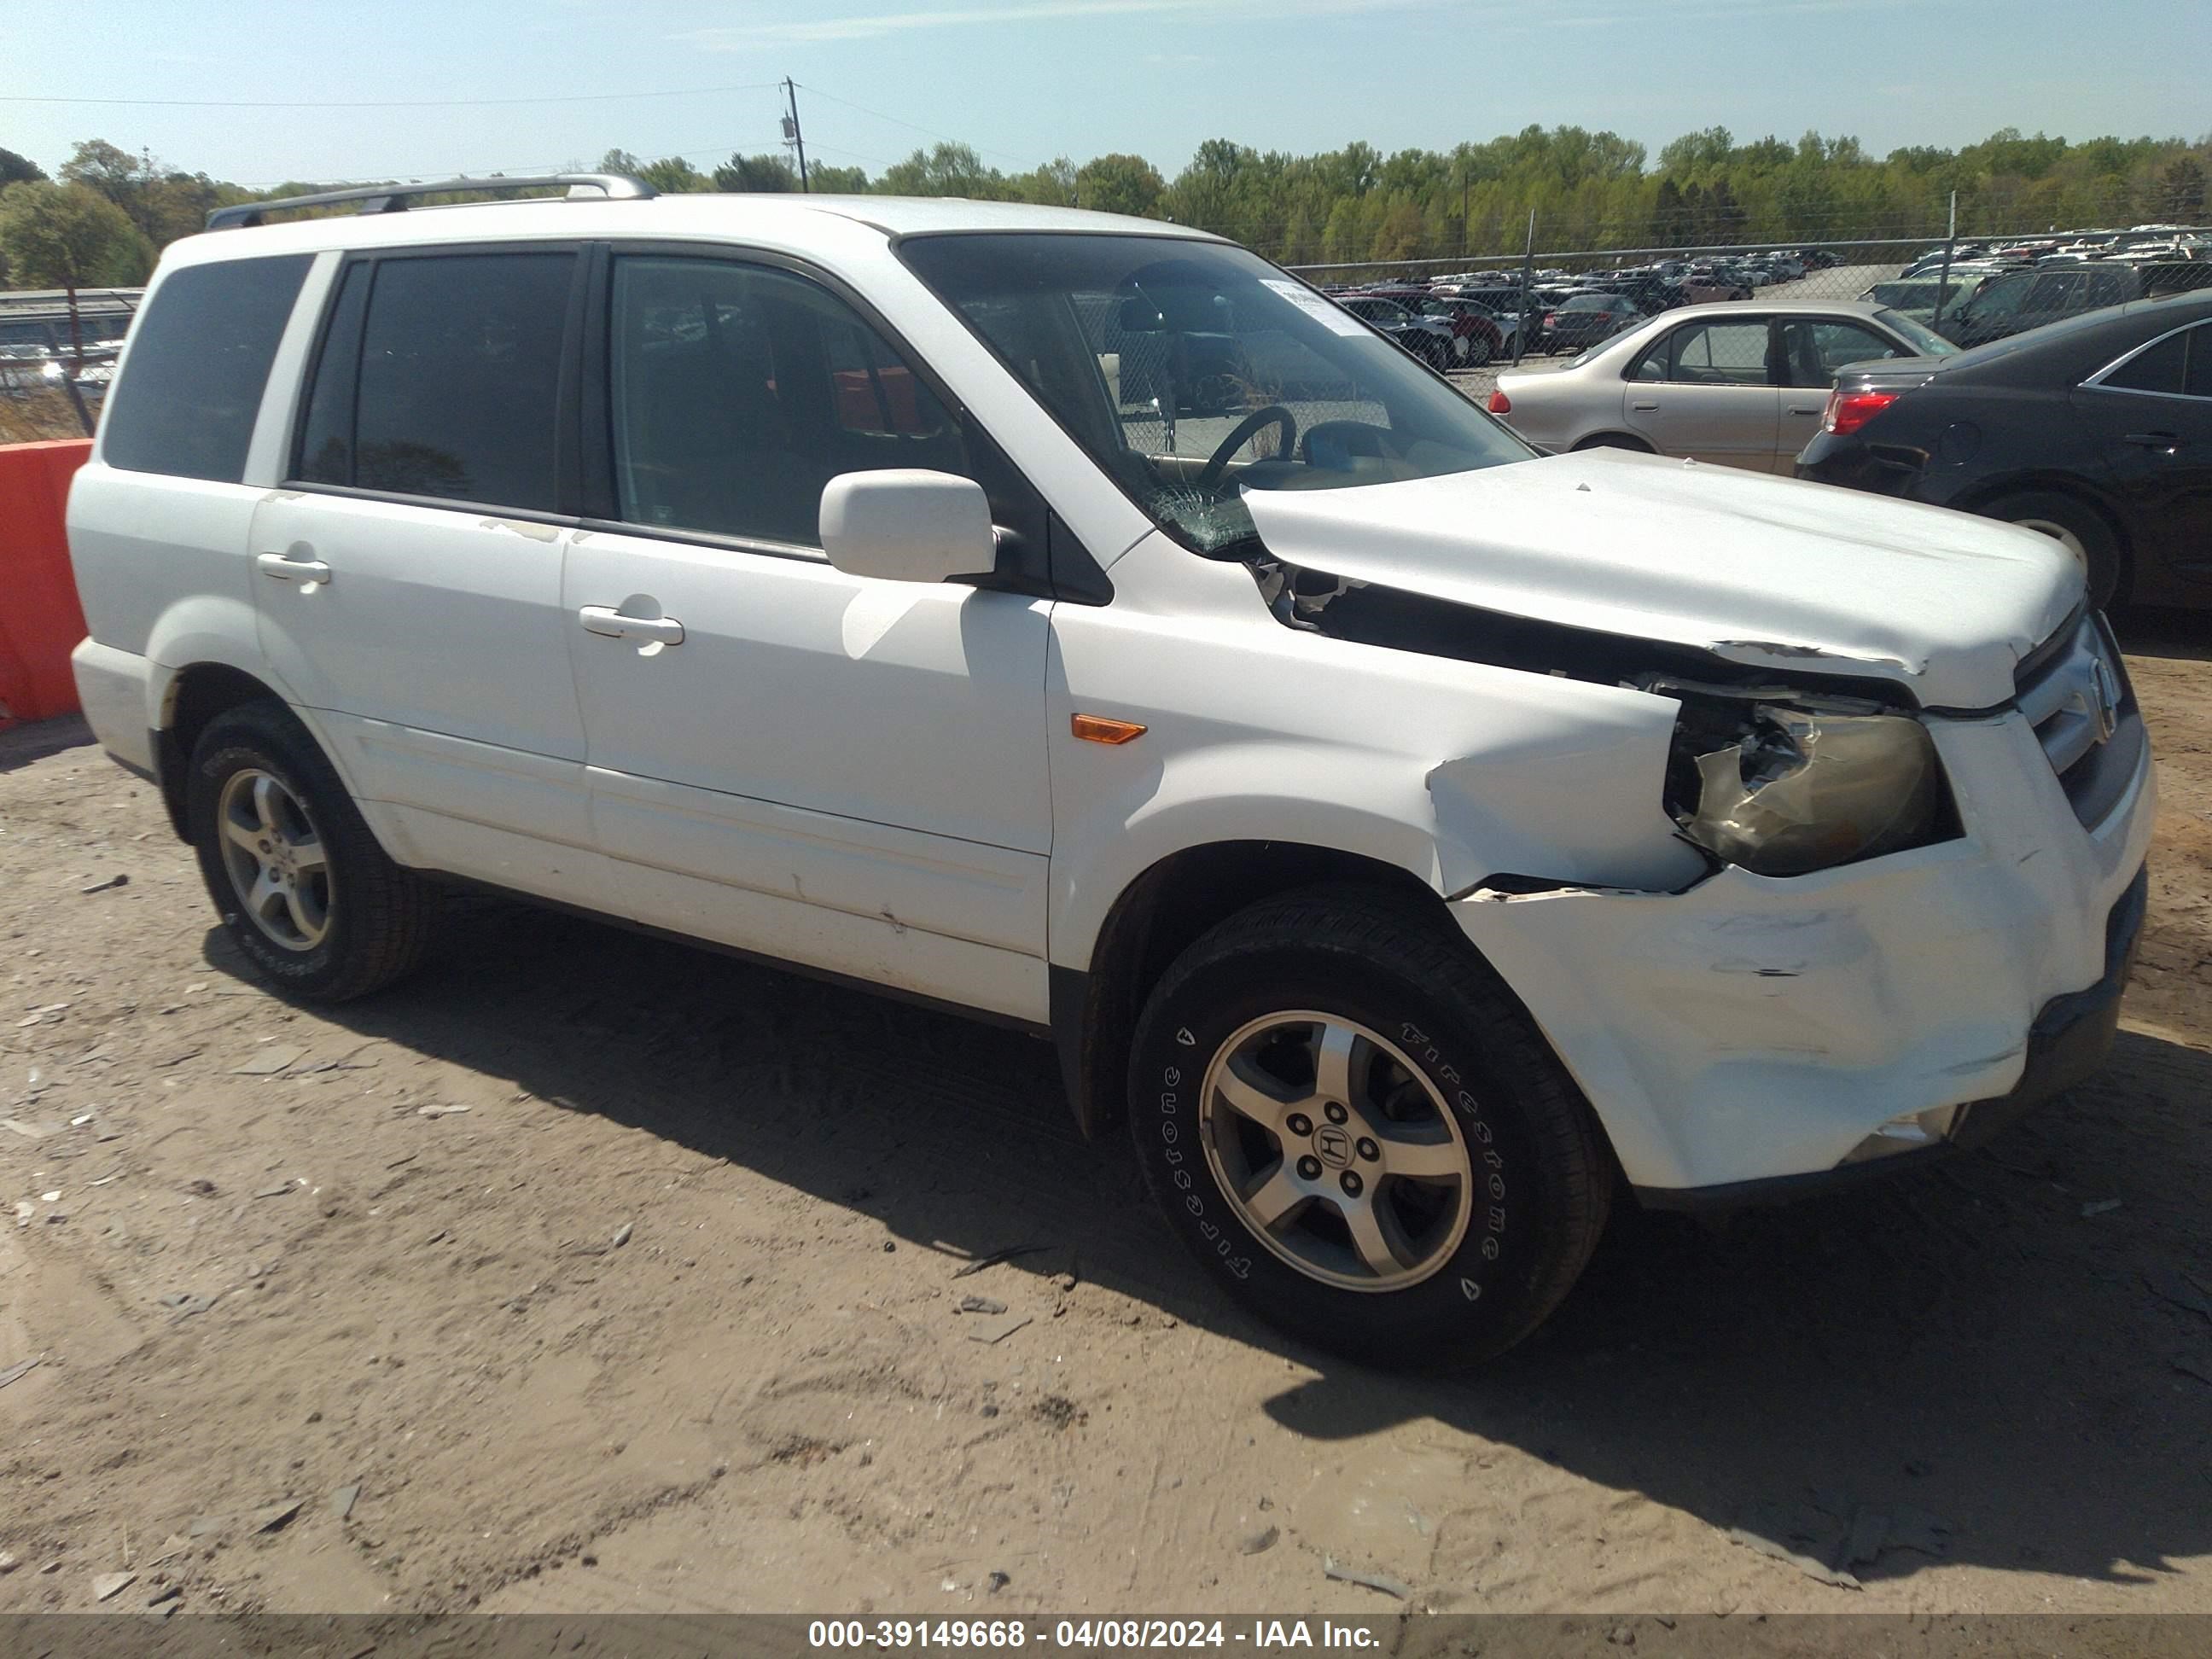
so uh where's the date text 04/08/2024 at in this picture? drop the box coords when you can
[806,1620,1385,1650]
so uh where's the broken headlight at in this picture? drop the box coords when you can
[1652,683,1950,877]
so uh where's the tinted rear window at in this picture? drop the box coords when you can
[346,253,570,510]
[321,252,574,511]
[102,254,311,482]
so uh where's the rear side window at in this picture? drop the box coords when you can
[298,251,574,512]
[2103,329,2187,394]
[102,253,311,481]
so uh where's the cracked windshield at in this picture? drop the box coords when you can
[900,232,1530,553]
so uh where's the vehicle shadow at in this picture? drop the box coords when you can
[209,897,2212,1592]
[2113,603,2212,664]
[0,712,94,773]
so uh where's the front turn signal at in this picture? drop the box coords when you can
[1072,713,1147,746]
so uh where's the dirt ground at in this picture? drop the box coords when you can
[1,614,2208,1622]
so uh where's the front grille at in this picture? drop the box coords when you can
[2014,613,2143,827]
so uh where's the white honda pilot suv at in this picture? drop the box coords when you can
[67,178,2153,1368]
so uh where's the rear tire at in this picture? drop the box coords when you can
[187,701,437,1002]
[1984,491,2124,610]
[1126,886,1613,1371]
[1574,433,1654,453]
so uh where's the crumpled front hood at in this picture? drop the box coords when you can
[1240,448,2080,709]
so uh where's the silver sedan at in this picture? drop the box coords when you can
[1487,300,1957,473]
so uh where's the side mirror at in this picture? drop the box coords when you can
[1119,295,1167,333]
[818,469,998,585]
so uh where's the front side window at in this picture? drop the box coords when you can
[608,256,968,548]
[2187,325,2212,399]
[1779,320,1906,387]
[1633,321,1771,386]
[899,232,1529,555]
[300,252,574,511]
[102,253,311,482]
[1965,275,2032,319]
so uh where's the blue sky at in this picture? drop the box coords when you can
[3,0,2204,186]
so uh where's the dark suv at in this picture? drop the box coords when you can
[1935,260,2210,347]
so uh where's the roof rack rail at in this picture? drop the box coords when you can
[207,172,655,231]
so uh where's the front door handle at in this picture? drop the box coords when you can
[579,606,684,647]
[2123,431,2180,451]
[256,551,332,585]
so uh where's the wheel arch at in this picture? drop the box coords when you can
[1953,473,2135,597]
[1570,431,1656,453]
[152,662,292,839]
[1051,839,1444,1142]
[152,662,369,851]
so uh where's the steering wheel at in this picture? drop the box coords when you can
[1196,405,1299,494]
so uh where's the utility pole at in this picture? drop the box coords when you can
[1930,189,1958,331]
[782,78,811,192]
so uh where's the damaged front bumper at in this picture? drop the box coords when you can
[1449,704,2155,1200]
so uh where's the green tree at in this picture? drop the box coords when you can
[713,152,799,192]
[0,182,147,358]
[1074,153,1165,218]
[0,147,45,186]
[632,155,712,193]
[1659,127,1732,177]
[879,143,1000,199]
[2158,156,2206,220]
[1010,157,1078,206]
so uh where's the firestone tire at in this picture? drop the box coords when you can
[187,701,438,1003]
[1126,886,1614,1371]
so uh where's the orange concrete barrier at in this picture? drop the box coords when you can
[0,439,93,727]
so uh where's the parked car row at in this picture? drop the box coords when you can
[1319,247,1853,358]
[1482,263,2212,614]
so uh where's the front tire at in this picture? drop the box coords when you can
[1126,887,1612,1370]
[1985,491,2124,610]
[187,701,437,1001]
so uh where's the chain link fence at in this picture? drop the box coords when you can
[0,288,140,438]
[1284,223,2212,403]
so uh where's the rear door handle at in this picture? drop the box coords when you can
[2123,431,2180,450]
[1786,405,1822,416]
[579,606,684,646]
[256,551,332,584]
[1630,399,1659,411]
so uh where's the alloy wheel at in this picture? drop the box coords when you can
[217,768,332,951]
[1199,1011,1473,1291]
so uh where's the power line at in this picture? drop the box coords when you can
[790,83,1029,166]
[228,140,750,189]
[0,82,779,111]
